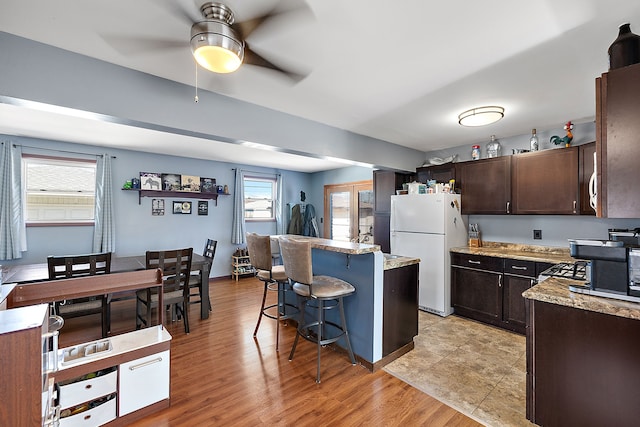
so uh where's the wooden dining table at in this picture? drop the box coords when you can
[2,253,212,319]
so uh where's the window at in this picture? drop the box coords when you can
[243,176,276,220]
[23,155,96,225]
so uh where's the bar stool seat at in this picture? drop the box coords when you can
[247,233,298,350]
[279,236,357,383]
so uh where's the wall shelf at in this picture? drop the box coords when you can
[122,189,228,205]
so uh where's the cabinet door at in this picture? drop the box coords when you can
[118,350,170,416]
[451,267,502,324]
[373,171,412,214]
[512,148,579,214]
[459,157,511,214]
[383,264,418,357]
[579,142,596,215]
[597,63,640,218]
[373,213,390,253]
[503,275,534,334]
[415,164,456,184]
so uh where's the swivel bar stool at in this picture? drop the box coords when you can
[278,236,356,383]
[246,232,297,350]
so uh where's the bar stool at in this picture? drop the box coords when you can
[278,236,356,383]
[246,232,297,350]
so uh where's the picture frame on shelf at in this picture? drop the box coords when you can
[200,177,216,193]
[181,175,200,192]
[162,173,182,191]
[140,172,162,190]
[198,200,208,215]
[173,201,192,214]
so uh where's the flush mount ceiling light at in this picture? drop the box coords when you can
[190,3,244,74]
[458,106,505,127]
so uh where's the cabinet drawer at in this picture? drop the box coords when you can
[119,350,170,416]
[59,395,116,427]
[504,259,536,277]
[451,253,503,272]
[58,370,117,409]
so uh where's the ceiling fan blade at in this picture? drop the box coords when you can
[244,44,308,82]
[158,0,200,26]
[233,0,313,39]
[100,35,187,56]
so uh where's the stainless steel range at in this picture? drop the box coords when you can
[538,261,587,282]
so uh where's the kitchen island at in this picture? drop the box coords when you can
[276,236,419,370]
[523,278,640,427]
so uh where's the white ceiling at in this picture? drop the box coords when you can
[1,0,640,172]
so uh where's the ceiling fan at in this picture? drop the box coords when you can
[103,1,311,82]
[187,1,311,81]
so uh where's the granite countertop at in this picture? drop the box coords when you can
[523,278,640,321]
[383,255,420,270]
[275,235,381,255]
[450,241,574,264]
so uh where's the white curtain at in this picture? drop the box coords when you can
[231,169,245,244]
[0,142,26,260]
[93,154,115,252]
[275,174,284,235]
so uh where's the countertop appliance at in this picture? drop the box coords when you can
[390,194,467,316]
[568,239,640,303]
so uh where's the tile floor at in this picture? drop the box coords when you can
[384,312,536,427]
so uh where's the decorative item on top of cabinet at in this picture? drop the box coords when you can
[596,62,640,218]
[550,121,574,147]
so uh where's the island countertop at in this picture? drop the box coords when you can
[451,241,574,264]
[274,235,380,255]
[523,277,640,321]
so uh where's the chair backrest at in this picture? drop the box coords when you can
[246,233,274,272]
[278,237,313,285]
[47,252,112,280]
[146,248,193,292]
[203,239,217,263]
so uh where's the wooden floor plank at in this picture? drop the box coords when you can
[58,277,482,426]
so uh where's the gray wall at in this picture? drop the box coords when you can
[424,122,640,248]
[2,135,315,278]
[0,31,424,173]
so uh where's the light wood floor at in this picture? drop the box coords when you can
[59,277,482,426]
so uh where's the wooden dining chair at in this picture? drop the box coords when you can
[188,239,217,311]
[136,248,193,333]
[47,252,112,338]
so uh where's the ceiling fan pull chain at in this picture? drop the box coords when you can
[194,61,199,103]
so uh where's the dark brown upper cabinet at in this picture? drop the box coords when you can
[511,147,579,215]
[459,156,511,214]
[596,62,640,218]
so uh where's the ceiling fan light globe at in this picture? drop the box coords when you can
[190,20,244,74]
[194,45,243,73]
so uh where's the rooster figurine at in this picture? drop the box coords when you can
[550,121,574,147]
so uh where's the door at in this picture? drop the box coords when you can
[323,181,372,242]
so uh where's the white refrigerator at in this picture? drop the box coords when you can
[390,194,468,316]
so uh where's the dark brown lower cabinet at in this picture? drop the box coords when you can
[526,300,640,427]
[383,263,418,357]
[451,265,502,324]
[452,253,553,334]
